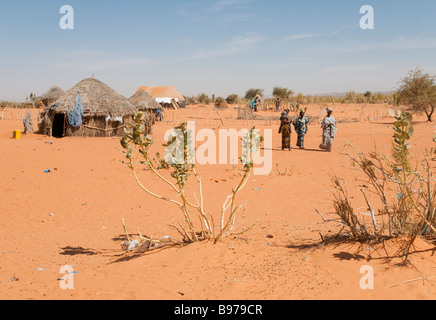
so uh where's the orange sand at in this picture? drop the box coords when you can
[0,104,435,300]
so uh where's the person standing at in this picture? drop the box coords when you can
[279,111,292,151]
[250,99,255,112]
[156,108,164,121]
[320,107,337,152]
[276,98,281,112]
[293,111,310,149]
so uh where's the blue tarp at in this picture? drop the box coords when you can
[67,93,84,127]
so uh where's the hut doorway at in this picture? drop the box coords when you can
[52,114,65,138]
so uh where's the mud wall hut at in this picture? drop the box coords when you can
[38,78,152,138]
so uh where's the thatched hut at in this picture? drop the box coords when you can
[38,78,152,138]
[129,89,162,121]
[37,86,65,107]
[135,85,186,108]
[129,89,162,112]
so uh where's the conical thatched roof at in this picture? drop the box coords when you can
[135,85,185,102]
[129,89,162,111]
[50,78,137,117]
[38,86,65,101]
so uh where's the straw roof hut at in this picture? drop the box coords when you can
[135,85,185,108]
[129,89,162,112]
[37,86,65,107]
[38,78,152,138]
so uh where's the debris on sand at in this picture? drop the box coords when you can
[121,235,180,254]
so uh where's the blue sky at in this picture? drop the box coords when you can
[1,0,436,101]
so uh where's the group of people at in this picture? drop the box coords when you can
[249,96,262,112]
[279,107,337,152]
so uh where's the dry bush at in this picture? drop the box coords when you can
[214,97,228,110]
[0,101,26,109]
[275,163,294,177]
[330,111,436,256]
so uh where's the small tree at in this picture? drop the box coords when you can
[245,89,264,100]
[373,93,387,104]
[214,97,228,109]
[26,93,37,108]
[295,93,304,104]
[226,94,239,104]
[364,91,373,103]
[273,87,293,100]
[345,91,357,104]
[197,93,210,104]
[397,68,436,122]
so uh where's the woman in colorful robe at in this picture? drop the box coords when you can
[320,107,337,152]
[250,99,256,112]
[293,111,310,149]
[279,112,292,151]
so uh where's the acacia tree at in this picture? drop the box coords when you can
[226,94,239,104]
[273,87,294,100]
[344,91,357,103]
[197,93,210,104]
[245,88,264,100]
[364,91,373,103]
[397,68,436,122]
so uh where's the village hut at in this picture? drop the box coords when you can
[129,89,162,122]
[129,89,162,112]
[38,78,152,138]
[135,85,186,109]
[37,86,65,107]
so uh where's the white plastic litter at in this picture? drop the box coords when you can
[121,236,179,253]
[120,240,140,252]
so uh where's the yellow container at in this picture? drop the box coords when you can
[13,130,21,139]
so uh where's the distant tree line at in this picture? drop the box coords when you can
[184,68,436,122]
[184,88,396,107]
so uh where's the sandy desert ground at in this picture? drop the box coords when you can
[0,103,435,300]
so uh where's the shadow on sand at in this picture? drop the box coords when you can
[285,235,436,263]
[59,246,100,256]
